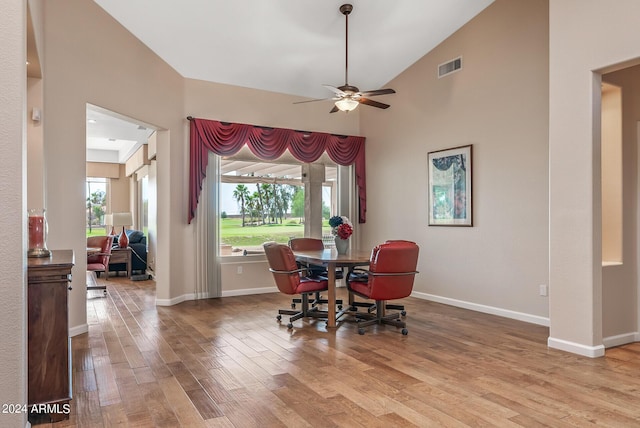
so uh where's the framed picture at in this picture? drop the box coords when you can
[428,145,472,226]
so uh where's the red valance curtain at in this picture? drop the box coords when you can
[189,118,367,224]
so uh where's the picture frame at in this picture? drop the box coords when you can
[428,145,472,226]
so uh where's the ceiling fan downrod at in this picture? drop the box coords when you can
[340,4,353,88]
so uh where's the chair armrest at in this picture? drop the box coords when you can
[347,267,370,283]
[368,270,419,277]
[269,267,308,275]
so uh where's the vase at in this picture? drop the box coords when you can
[27,208,51,258]
[334,236,349,255]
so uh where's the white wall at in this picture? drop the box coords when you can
[360,0,550,324]
[0,1,28,426]
[549,0,640,356]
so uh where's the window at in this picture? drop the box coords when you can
[139,174,149,237]
[86,177,108,237]
[219,155,337,256]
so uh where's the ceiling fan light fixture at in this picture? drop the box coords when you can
[335,98,359,112]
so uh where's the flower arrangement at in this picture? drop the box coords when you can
[329,215,353,240]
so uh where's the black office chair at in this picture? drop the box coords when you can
[288,238,343,309]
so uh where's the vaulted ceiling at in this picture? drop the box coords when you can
[78,1,495,163]
[93,0,494,100]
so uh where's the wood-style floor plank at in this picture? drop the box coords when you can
[30,275,640,427]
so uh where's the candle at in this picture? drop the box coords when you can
[28,215,46,249]
[28,208,50,257]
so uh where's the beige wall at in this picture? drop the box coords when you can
[184,78,361,295]
[27,77,44,209]
[109,164,131,215]
[600,83,622,264]
[0,0,28,425]
[20,0,640,361]
[38,0,361,327]
[360,0,550,323]
[601,66,640,343]
[549,0,640,356]
[42,0,185,329]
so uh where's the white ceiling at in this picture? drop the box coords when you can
[86,0,494,163]
[86,105,155,164]
[93,0,494,100]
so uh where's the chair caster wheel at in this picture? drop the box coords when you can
[291,304,296,309]
[276,315,282,321]
[358,328,365,335]
[401,328,408,335]
[338,305,342,310]
[287,323,293,329]
[401,310,407,316]
[350,306,358,312]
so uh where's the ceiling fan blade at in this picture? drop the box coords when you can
[359,88,396,97]
[359,98,390,109]
[329,105,340,114]
[293,98,332,105]
[323,84,346,97]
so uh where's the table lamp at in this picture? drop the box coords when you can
[104,213,114,235]
[112,212,133,248]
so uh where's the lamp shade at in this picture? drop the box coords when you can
[335,98,359,112]
[112,212,133,248]
[112,212,132,227]
[104,213,114,235]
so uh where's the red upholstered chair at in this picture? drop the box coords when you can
[87,235,114,293]
[264,243,330,329]
[347,240,419,335]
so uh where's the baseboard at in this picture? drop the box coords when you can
[547,337,605,358]
[411,291,550,326]
[69,323,88,337]
[155,287,278,306]
[155,291,211,306]
[602,332,640,348]
[222,286,278,297]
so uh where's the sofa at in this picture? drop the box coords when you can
[111,229,147,274]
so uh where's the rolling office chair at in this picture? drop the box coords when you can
[346,240,419,335]
[287,238,343,309]
[289,238,344,309]
[264,243,330,329]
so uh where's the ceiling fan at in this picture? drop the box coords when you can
[295,3,396,113]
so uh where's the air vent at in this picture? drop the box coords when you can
[438,57,462,78]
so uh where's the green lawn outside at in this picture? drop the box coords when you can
[85,218,330,247]
[86,227,111,238]
[220,217,304,246]
[220,217,331,247]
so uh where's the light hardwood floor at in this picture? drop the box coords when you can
[35,276,640,427]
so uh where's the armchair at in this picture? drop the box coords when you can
[347,240,419,335]
[264,243,329,329]
[87,235,114,291]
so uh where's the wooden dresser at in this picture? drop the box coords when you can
[27,249,74,422]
